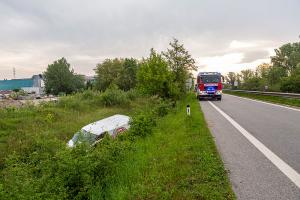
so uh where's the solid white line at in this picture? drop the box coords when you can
[208,101,300,188]
[224,93,300,112]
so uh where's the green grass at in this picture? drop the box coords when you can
[224,90,300,108]
[107,94,235,199]
[0,92,235,199]
[0,96,148,167]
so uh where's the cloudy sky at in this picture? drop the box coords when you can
[0,0,299,79]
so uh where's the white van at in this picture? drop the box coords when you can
[67,114,130,147]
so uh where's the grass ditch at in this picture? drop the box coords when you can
[0,91,235,199]
[224,90,300,108]
[107,94,235,199]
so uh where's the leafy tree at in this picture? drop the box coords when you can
[117,58,138,91]
[240,69,254,83]
[225,72,237,88]
[244,76,261,90]
[281,63,300,92]
[43,57,85,95]
[163,38,197,93]
[271,42,300,74]
[86,80,94,90]
[137,49,177,98]
[256,63,270,79]
[267,66,286,90]
[73,75,85,92]
[95,58,123,91]
[236,73,242,87]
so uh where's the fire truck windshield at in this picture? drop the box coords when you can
[200,75,220,83]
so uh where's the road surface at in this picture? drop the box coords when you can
[200,94,300,200]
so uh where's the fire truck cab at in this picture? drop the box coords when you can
[196,72,222,101]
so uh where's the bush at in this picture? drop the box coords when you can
[77,90,100,100]
[280,75,300,93]
[100,86,130,107]
[154,100,172,117]
[58,95,86,111]
[129,112,156,138]
[0,134,131,200]
[125,89,140,101]
[280,66,300,93]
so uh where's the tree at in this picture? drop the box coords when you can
[94,58,123,91]
[137,49,177,98]
[163,38,197,93]
[256,63,271,79]
[271,42,300,74]
[236,73,242,88]
[244,76,261,90]
[43,57,84,95]
[240,69,254,83]
[225,72,236,88]
[73,75,85,92]
[281,63,300,92]
[117,58,138,91]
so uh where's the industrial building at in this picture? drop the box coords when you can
[0,75,44,95]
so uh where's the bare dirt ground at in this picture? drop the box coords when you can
[0,98,57,108]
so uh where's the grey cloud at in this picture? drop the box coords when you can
[0,0,300,79]
[240,50,270,63]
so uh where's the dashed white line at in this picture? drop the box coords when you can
[208,101,300,189]
[224,93,300,112]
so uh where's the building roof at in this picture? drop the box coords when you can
[0,79,34,90]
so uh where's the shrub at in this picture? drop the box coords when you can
[58,96,86,111]
[280,68,300,93]
[129,112,156,138]
[100,86,129,107]
[154,100,172,117]
[125,89,140,101]
[77,90,99,100]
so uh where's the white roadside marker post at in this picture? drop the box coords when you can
[187,104,191,116]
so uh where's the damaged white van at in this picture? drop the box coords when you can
[67,114,130,147]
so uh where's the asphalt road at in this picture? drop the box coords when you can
[200,94,300,200]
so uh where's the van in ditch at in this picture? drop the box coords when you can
[67,114,130,147]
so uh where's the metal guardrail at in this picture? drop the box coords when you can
[223,89,300,99]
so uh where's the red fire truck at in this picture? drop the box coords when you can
[196,72,222,101]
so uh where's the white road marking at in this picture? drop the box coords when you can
[208,101,300,188]
[224,93,300,112]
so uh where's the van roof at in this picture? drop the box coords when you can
[82,114,130,135]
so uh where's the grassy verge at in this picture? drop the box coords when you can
[0,90,146,167]
[0,92,235,199]
[224,90,300,108]
[108,94,235,199]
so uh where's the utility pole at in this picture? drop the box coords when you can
[13,67,16,79]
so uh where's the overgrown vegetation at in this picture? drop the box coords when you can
[106,94,235,199]
[137,49,178,99]
[225,41,300,93]
[0,92,235,199]
[94,38,196,100]
[0,89,170,199]
[95,58,138,92]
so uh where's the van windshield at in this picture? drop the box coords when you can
[71,130,97,145]
[200,75,220,83]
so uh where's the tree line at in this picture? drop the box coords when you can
[225,41,300,93]
[44,38,197,99]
